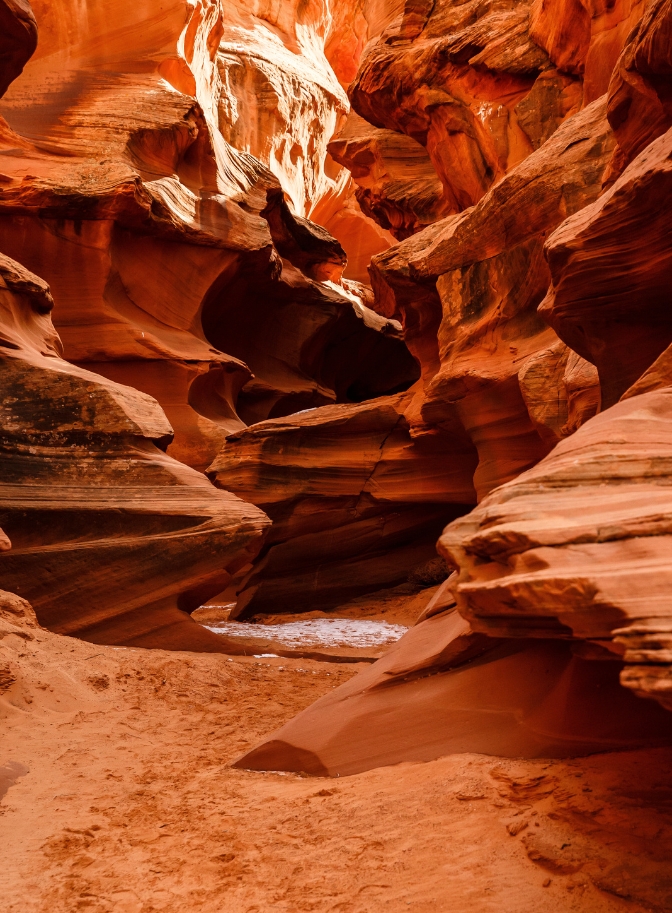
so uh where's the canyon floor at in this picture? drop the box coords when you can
[2,618,672,913]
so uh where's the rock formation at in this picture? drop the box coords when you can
[4,0,672,783]
[607,0,672,170]
[0,249,271,649]
[238,612,672,776]
[439,388,672,699]
[216,0,666,617]
[208,392,476,617]
[0,0,413,474]
[0,0,36,97]
[370,96,610,499]
[235,0,672,773]
[340,0,645,235]
[543,113,672,412]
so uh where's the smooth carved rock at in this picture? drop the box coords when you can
[236,609,672,776]
[0,0,37,98]
[0,251,271,649]
[622,341,672,399]
[332,0,647,242]
[348,0,585,223]
[370,98,612,499]
[208,392,477,618]
[215,0,397,282]
[530,0,646,101]
[328,111,448,239]
[217,90,614,617]
[607,0,672,170]
[0,0,274,470]
[0,0,412,471]
[438,387,672,711]
[541,124,672,408]
[217,1,349,220]
[529,0,592,77]
[518,343,601,444]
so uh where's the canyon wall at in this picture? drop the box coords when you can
[0,0,414,472]
[233,0,672,772]
[0,0,431,634]
[2,0,672,756]
[0,0,278,649]
[0,243,271,650]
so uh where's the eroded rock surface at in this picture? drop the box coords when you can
[438,386,672,711]
[542,124,672,408]
[607,0,672,170]
[0,0,412,472]
[235,0,672,780]
[0,251,271,649]
[209,392,476,617]
[340,0,644,238]
[4,0,672,793]
[370,97,611,499]
[238,605,672,775]
[0,0,37,97]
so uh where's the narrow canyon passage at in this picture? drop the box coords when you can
[2,0,672,911]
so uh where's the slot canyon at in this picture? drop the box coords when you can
[1,0,672,910]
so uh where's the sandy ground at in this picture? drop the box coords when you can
[2,616,672,913]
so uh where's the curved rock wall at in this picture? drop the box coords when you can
[0,0,37,97]
[211,0,669,616]
[0,0,414,472]
[227,0,672,775]
[0,251,271,649]
[3,0,672,732]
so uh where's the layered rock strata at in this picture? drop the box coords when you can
[438,390,672,714]
[339,0,645,239]
[0,249,270,650]
[5,0,672,754]
[209,392,476,617]
[0,0,413,474]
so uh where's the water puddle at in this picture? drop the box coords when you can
[202,618,407,650]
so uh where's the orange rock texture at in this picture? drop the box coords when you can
[209,393,476,617]
[0,0,414,473]
[234,0,672,774]
[215,0,637,613]
[3,0,672,789]
[0,249,271,649]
